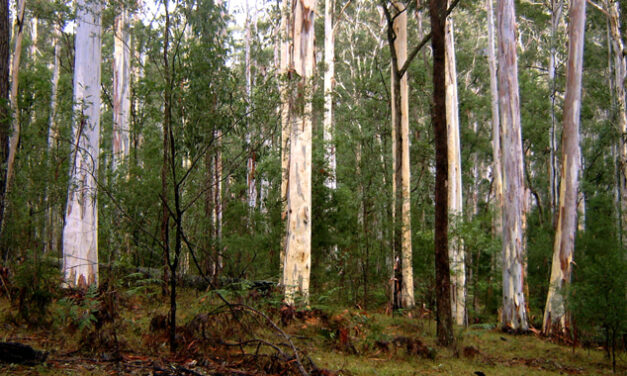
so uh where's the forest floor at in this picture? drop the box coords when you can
[0,287,623,375]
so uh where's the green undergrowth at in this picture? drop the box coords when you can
[0,287,624,375]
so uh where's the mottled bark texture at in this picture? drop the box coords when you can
[63,0,103,288]
[543,0,586,336]
[497,0,529,331]
[486,0,502,237]
[283,0,315,305]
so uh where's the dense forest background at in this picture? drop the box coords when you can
[0,0,625,373]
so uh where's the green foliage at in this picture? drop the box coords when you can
[12,253,61,325]
[568,195,626,367]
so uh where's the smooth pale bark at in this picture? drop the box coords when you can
[608,1,627,244]
[279,0,291,276]
[1,0,25,236]
[283,0,315,305]
[486,0,502,237]
[388,1,414,309]
[0,0,8,235]
[63,0,102,288]
[323,0,336,189]
[497,0,528,331]
[431,0,454,346]
[445,8,465,326]
[548,0,563,226]
[113,9,131,170]
[245,1,257,209]
[29,17,36,59]
[543,0,586,336]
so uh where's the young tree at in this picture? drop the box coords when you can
[283,0,315,305]
[430,0,454,345]
[1,0,25,235]
[63,0,103,287]
[279,0,291,275]
[543,0,586,336]
[323,0,336,189]
[497,0,528,331]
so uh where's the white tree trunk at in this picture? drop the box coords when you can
[279,0,291,276]
[549,0,564,226]
[486,0,502,237]
[497,0,529,331]
[323,0,336,189]
[283,0,315,305]
[113,9,130,171]
[245,0,257,209]
[608,0,627,244]
[445,10,465,326]
[29,16,37,60]
[62,0,102,288]
[390,2,414,308]
[543,0,586,336]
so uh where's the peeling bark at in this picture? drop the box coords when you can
[543,0,586,336]
[497,0,528,331]
[486,0,502,237]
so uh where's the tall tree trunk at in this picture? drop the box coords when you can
[161,0,171,296]
[431,0,454,346]
[62,0,102,288]
[245,0,257,210]
[279,0,291,277]
[607,0,627,245]
[0,0,10,242]
[542,0,586,336]
[445,6,465,326]
[549,0,564,227]
[1,0,25,236]
[45,22,61,254]
[213,129,223,281]
[283,0,315,305]
[113,8,131,171]
[497,0,529,332]
[388,0,414,309]
[486,0,502,237]
[323,0,336,189]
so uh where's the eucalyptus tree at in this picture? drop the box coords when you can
[63,0,103,287]
[543,0,587,336]
[430,0,454,345]
[497,0,528,331]
[444,0,464,326]
[1,0,26,236]
[283,0,316,305]
[113,6,131,171]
